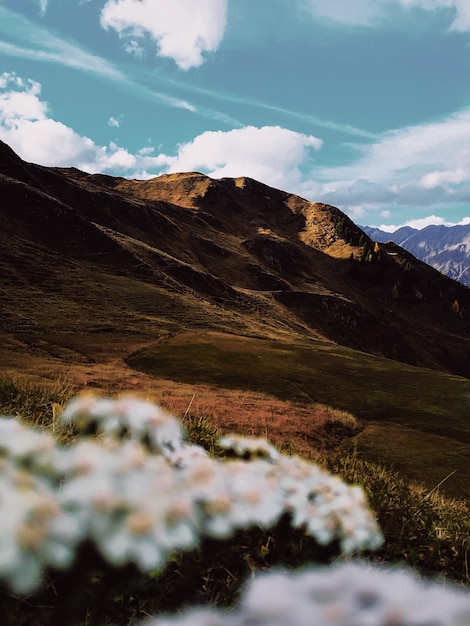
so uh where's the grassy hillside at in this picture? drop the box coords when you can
[127,331,470,498]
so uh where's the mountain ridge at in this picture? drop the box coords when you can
[1,139,470,382]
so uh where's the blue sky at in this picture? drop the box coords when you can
[1,1,470,230]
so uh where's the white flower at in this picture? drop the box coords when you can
[0,395,383,595]
[0,459,72,593]
[56,439,201,570]
[193,459,284,538]
[276,455,383,553]
[0,417,57,473]
[164,442,209,468]
[59,394,184,455]
[218,435,280,461]
[140,563,470,626]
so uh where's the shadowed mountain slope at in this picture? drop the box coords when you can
[1,139,470,379]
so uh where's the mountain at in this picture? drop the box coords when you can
[361,223,470,288]
[2,139,470,383]
[363,225,418,246]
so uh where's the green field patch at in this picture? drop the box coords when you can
[126,331,470,497]
[127,332,470,436]
[342,421,470,499]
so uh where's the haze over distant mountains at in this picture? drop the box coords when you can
[362,224,470,288]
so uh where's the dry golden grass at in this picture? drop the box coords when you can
[155,386,359,458]
[0,340,359,459]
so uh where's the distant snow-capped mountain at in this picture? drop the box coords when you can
[361,223,470,287]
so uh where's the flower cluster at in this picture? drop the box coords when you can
[0,419,72,592]
[0,394,382,595]
[141,562,470,626]
[60,394,183,456]
[58,395,382,551]
[52,438,200,571]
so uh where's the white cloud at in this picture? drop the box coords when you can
[419,167,468,188]
[310,108,470,216]
[165,126,323,191]
[100,0,229,69]
[0,73,324,188]
[377,215,470,231]
[403,215,454,229]
[108,116,121,128]
[37,0,48,15]
[122,39,146,59]
[0,72,173,175]
[404,215,450,230]
[347,205,368,220]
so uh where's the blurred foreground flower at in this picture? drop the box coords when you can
[0,394,382,595]
[142,562,470,626]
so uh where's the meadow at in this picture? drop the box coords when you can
[127,330,470,499]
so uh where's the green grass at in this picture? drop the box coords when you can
[321,450,470,583]
[0,376,72,430]
[126,332,470,498]
[127,333,470,424]
[126,333,470,437]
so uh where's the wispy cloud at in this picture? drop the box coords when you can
[0,7,237,123]
[299,107,470,223]
[154,74,378,139]
[0,40,127,83]
[300,0,385,27]
[259,103,380,140]
[0,7,130,83]
[0,7,208,114]
[0,37,200,114]
[300,0,470,31]
[0,7,373,138]
[37,0,48,16]
[108,115,121,128]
